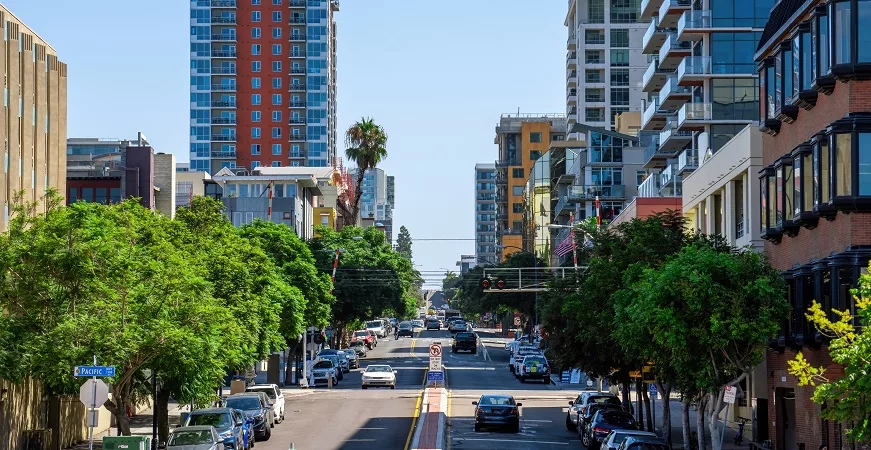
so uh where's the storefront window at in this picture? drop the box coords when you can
[834,1,852,65]
[835,132,853,196]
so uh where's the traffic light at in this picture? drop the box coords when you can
[496,279,506,289]
[481,279,491,289]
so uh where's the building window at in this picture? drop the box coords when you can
[273,94,282,105]
[585,29,605,45]
[610,69,629,86]
[610,88,630,106]
[530,150,542,160]
[833,1,852,65]
[252,27,261,38]
[610,49,629,67]
[252,77,261,89]
[272,44,282,55]
[817,11,831,77]
[272,111,282,122]
[833,132,852,196]
[272,27,282,38]
[252,94,261,105]
[611,0,639,23]
[272,161,282,167]
[272,127,282,138]
[529,132,542,143]
[512,168,525,178]
[252,11,261,22]
[252,128,261,139]
[512,186,524,196]
[512,203,524,213]
[610,29,629,48]
[272,61,282,72]
[588,0,605,23]
[800,30,813,91]
[252,111,261,122]
[272,11,281,22]
[272,77,282,89]
[272,143,282,155]
[792,144,815,225]
[252,44,261,55]
[252,61,261,72]
[252,144,261,155]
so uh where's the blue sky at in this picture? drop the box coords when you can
[5,0,567,286]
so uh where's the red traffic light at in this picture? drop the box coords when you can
[496,279,506,289]
[481,279,491,289]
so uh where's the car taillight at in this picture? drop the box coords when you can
[510,407,519,415]
[476,408,485,417]
[593,426,610,434]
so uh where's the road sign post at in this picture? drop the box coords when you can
[648,383,658,431]
[721,385,737,446]
[75,356,115,450]
[429,343,443,386]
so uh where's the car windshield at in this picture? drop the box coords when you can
[351,341,364,347]
[314,361,333,369]
[226,397,262,410]
[592,396,622,406]
[599,411,636,426]
[366,365,393,373]
[400,322,412,329]
[366,321,382,328]
[187,413,232,428]
[169,430,213,445]
[342,349,356,356]
[480,396,515,406]
[247,387,276,399]
[355,331,369,337]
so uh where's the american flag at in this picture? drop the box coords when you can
[553,233,575,256]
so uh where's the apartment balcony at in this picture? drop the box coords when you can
[677,56,756,84]
[585,36,606,46]
[567,71,577,87]
[211,117,236,124]
[643,59,671,92]
[638,173,662,198]
[659,163,677,186]
[658,34,692,70]
[677,10,756,41]
[211,17,236,24]
[584,58,606,68]
[555,195,577,216]
[290,34,306,42]
[643,135,676,169]
[211,0,237,6]
[211,134,237,142]
[289,51,306,58]
[677,148,699,173]
[568,184,627,200]
[585,73,604,85]
[289,152,306,159]
[289,101,307,108]
[210,34,236,42]
[585,94,606,105]
[211,150,237,159]
[289,0,305,6]
[287,135,305,142]
[641,0,666,21]
[290,17,306,24]
[211,50,236,58]
[290,67,306,74]
[567,90,578,106]
[289,118,306,124]
[211,67,236,74]
[567,34,577,50]
[658,75,691,110]
[678,102,755,129]
[567,52,577,69]
[659,116,693,149]
[642,98,672,131]
[659,165,682,196]
[211,84,236,92]
[642,20,669,54]
[211,100,236,108]
[289,84,305,92]
[658,0,692,28]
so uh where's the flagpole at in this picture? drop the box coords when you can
[570,212,578,269]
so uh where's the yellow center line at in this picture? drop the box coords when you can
[404,389,424,450]
[446,390,453,450]
[410,338,417,358]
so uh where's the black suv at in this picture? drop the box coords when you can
[452,332,477,353]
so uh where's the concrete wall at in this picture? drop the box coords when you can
[153,153,176,219]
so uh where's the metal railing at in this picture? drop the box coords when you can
[211,117,236,124]
[585,36,605,45]
[210,34,236,41]
[289,101,306,107]
[289,118,306,124]
[289,0,305,5]
[211,51,236,58]
[585,73,603,83]
[289,135,306,142]
[211,101,236,108]
[211,135,237,142]
[585,94,605,102]
[482,267,587,292]
[290,68,306,74]
[638,174,662,198]
[290,34,306,41]
[211,151,237,158]
[211,67,236,74]
[585,57,605,64]
[290,18,306,24]
[290,51,306,57]
[211,0,236,7]
[211,17,236,24]
[211,84,236,91]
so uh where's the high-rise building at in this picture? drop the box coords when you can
[190,0,340,174]
[474,163,497,265]
[351,168,394,242]
[0,7,68,232]
[637,0,768,199]
[565,0,647,130]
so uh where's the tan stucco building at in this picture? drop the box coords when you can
[0,6,68,232]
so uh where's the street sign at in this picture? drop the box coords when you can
[429,356,442,371]
[74,366,116,377]
[79,379,109,409]
[86,410,99,427]
[427,371,444,382]
[724,385,737,404]
[648,384,658,394]
[429,344,442,357]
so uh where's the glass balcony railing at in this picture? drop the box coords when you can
[568,185,626,199]
[678,148,699,172]
[659,0,691,18]
[659,34,692,62]
[659,75,691,100]
[677,56,756,79]
[678,10,712,30]
[660,116,693,145]
[679,102,713,123]
[638,174,661,198]
[660,163,677,186]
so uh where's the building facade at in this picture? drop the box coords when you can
[190,0,339,174]
[475,163,497,265]
[565,0,647,130]
[754,0,871,446]
[350,167,394,242]
[0,8,68,232]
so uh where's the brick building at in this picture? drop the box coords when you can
[755,0,871,447]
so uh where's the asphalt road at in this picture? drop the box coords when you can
[250,327,579,450]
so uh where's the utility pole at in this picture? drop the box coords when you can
[152,371,158,450]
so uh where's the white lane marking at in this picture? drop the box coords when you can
[452,438,570,445]
[451,418,554,423]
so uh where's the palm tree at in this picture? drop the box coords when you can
[345,117,388,225]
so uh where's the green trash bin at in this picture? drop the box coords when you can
[102,436,151,450]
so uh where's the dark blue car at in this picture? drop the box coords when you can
[184,407,253,450]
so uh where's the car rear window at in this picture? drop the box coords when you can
[599,411,636,426]
[246,387,276,399]
[524,356,547,364]
[628,444,669,450]
[366,321,382,328]
[456,333,475,340]
[355,331,369,337]
[591,396,622,406]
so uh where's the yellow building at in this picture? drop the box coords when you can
[494,114,569,261]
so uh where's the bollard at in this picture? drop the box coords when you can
[328,373,334,389]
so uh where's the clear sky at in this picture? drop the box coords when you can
[4,0,567,287]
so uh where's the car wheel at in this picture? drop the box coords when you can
[264,426,271,441]
[391,384,395,389]
[362,385,368,389]
[474,424,481,432]
[520,376,526,383]
[582,430,591,448]
[511,423,520,433]
[565,413,574,431]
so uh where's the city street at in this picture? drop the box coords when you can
[252,327,577,450]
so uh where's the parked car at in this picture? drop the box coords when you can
[341,348,360,369]
[309,359,339,386]
[601,430,659,450]
[335,351,351,373]
[518,354,550,383]
[397,321,414,337]
[448,319,468,332]
[225,394,273,440]
[318,355,345,380]
[165,426,223,450]
[361,364,397,389]
[578,403,626,437]
[183,408,248,450]
[451,332,477,353]
[582,410,639,450]
[616,435,670,450]
[566,391,622,431]
[353,330,375,349]
[367,330,379,346]
[366,320,388,338]
[350,340,369,357]
[426,318,440,330]
[511,347,542,374]
[472,394,521,433]
[245,384,285,424]
[412,319,424,328]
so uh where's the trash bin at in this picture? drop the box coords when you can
[102,436,151,450]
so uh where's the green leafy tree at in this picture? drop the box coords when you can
[396,225,413,261]
[788,261,871,443]
[345,117,388,224]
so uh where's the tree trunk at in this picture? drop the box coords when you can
[636,378,645,425]
[655,380,672,447]
[696,396,707,450]
[682,397,692,450]
[621,378,633,413]
[156,386,171,445]
[643,388,654,432]
[104,398,132,435]
[708,388,727,450]
[350,170,366,225]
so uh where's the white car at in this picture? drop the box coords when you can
[366,320,388,338]
[361,364,397,389]
[511,347,542,374]
[246,383,286,423]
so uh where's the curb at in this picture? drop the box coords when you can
[409,387,448,450]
